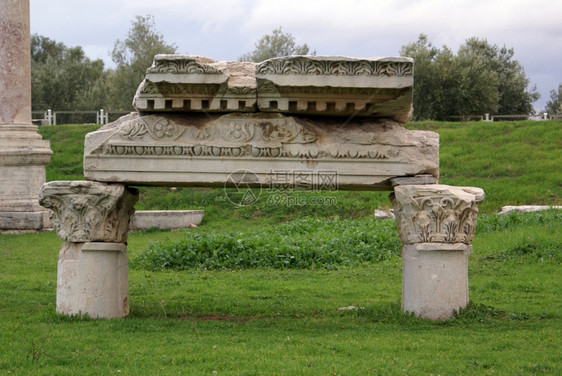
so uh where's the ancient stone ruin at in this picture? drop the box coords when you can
[39,54,484,320]
[0,0,52,232]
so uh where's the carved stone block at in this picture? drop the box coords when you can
[256,56,414,122]
[83,113,439,190]
[390,184,484,244]
[57,242,128,318]
[402,243,471,319]
[132,54,414,122]
[38,181,139,242]
[130,210,204,231]
[133,55,257,112]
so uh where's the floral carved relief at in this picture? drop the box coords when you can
[39,181,139,242]
[390,185,484,245]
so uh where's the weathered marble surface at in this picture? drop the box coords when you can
[498,205,562,216]
[401,243,472,320]
[132,54,413,122]
[0,0,52,231]
[134,55,257,112]
[390,184,484,320]
[256,56,413,122]
[39,181,139,242]
[57,242,129,318]
[0,0,32,125]
[130,210,204,231]
[83,112,439,190]
[390,184,485,244]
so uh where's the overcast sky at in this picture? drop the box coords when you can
[30,0,562,111]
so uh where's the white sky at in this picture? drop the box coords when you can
[30,0,562,111]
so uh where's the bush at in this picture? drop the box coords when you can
[132,218,402,271]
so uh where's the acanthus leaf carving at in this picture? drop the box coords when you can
[147,58,224,75]
[256,57,413,77]
[390,185,484,245]
[39,181,139,243]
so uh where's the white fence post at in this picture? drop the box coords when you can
[46,109,54,125]
[97,109,108,125]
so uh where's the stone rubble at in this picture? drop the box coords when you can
[498,205,562,216]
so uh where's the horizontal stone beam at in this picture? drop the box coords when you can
[84,113,439,190]
[132,55,413,123]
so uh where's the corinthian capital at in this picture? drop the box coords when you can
[39,181,138,242]
[391,184,484,244]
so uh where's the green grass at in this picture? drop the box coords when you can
[132,217,402,270]
[406,120,562,212]
[1,211,561,374]
[1,121,556,374]
[38,124,101,181]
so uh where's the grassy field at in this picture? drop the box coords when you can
[1,210,560,374]
[0,120,559,374]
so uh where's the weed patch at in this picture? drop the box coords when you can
[132,217,402,270]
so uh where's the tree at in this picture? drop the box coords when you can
[31,34,106,111]
[458,38,539,114]
[400,34,539,120]
[452,48,500,116]
[399,34,444,120]
[31,34,65,64]
[239,27,314,62]
[108,15,177,110]
[544,84,562,115]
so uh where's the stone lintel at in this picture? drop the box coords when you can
[134,55,257,113]
[83,113,439,190]
[255,56,413,121]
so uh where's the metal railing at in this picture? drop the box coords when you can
[447,113,555,122]
[32,110,562,125]
[32,109,132,125]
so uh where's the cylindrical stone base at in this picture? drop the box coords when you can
[57,242,129,318]
[402,243,471,320]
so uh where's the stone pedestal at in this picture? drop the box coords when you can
[39,181,138,318]
[57,242,129,318]
[391,184,484,320]
[401,243,471,320]
[0,0,52,231]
